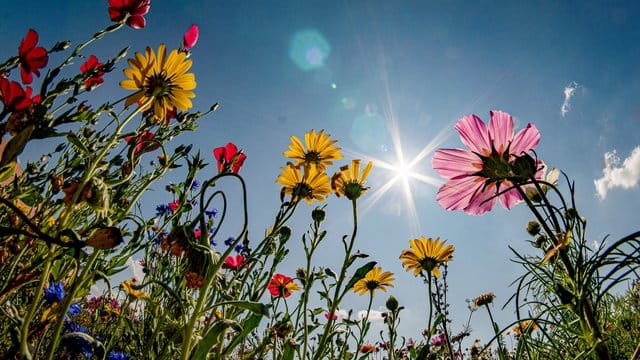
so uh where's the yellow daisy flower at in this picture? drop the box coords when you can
[120,278,148,299]
[512,320,538,338]
[352,267,395,296]
[276,163,331,204]
[120,44,196,120]
[399,236,454,278]
[331,159,373,200]
[283,129,343,170]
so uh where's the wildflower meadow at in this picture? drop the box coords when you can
[0,2,638,360]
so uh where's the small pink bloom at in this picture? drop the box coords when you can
[108,0,151,29]
[183,24,199,50]
[213,143,247,174]
[18,29,49,85]
[222,255,246,271]
[194,228,201,238]
[430,332,446,347]
[432,110,543,215]
[324,312,338,321]
[80,55,105,89]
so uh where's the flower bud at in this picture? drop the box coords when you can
[385,295,399,311]
[277,226,291,242]
[51,40,71,52]
[526,221,541,236]
[312,207,326,222]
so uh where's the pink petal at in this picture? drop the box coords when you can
[465,182,498,215]
[488,110,514,155]
[510,123,540,156]
[497,184,522,210]
[183,24,199,50]
[432,148,482,179]
[436,176,484,212]
[455,114,491,156]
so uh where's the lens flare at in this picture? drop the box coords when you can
[289,29,331,71]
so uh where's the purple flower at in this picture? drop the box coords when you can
[205,208,218,219]
[234,244,244,253]
[44,281,65,304]
[108,350,129,360]
[67,302,82,317]
[62,322,93,357]
[191,179,200,190]
[155,204,172,217]
[224,237,235,246]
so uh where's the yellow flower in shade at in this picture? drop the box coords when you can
[120,44,196,120]
[352,267,395,296]
[283,129,343,170]
[399,236,454,278]
[120,279,148,299]
[276,163,331,204]
[512,320,538,338]
[331,159,373,200]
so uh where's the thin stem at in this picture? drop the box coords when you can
[485,304,506,360]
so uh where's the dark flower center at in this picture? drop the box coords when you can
[145,72,172,98]
[293,183,313,200]
[304,151,320,163]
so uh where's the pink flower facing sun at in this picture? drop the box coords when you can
[432,110,542,215]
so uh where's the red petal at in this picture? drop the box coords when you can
[224,143,238,162]
[127,15,146,29]
[183,24,199,49]
[20,66,33,85]
[19,29,38,56]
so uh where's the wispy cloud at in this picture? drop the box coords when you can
[127,257,145,281]
[561,81,579,117]
[594,146,640,199]
[357,309,384,323]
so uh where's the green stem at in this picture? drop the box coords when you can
[426,272,434,340]
[354,293,374,357]
[314,199,358,360]
[485,304,506,360]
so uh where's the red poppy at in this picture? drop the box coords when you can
[222,255,246,271]
[18,29,49,85]
[213,143,246,174]
[80,55,105,89]
[124,130,158,156]
[0,78,34,111]
[267,274,300,298]
[108,0,151,29]
[168,200,179,212]
[183,24,199,50]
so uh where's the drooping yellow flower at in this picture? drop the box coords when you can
[276,163,331,204]
[331,159,373,200]
[120,279,148,299]
[352,267,395,296]
[512,320,538,338]
[399,236,454,278]
[120,44,196,120]
[283,129,343,170]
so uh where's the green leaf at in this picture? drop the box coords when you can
[0,125,33,167]
[0,161,17,183]
[221,313,264,356]
[66,132,91,155]
[344,261,377,291]
[191,320,233,359]
[282,339,295,360]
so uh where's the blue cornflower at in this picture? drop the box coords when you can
[191,180,200,190]
[155,204,172,217]
[67,302,82,317]
[44,281,65,305]
[107,350,129,360]
[62,322,93,358]
[234,244,244,253]
[210,238,217,247]
[224,237,235,246]
[153,230,168,246]
[205,208,218,219]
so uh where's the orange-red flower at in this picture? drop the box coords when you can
[108,0,151,29]
[359,344,377,354]
[267,274,300,298]
[213,143,246,174]
[18,29,48,85]
[80,55,104,89]
[124,130,158,156]
[0,78,38,111]
[222,255,246,271]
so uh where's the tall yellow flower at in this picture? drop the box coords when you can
[352,267,395,296]
[120,44,196,120]
[331,159,373,200]
[399,236,454,278]
[120,278,148,299]
[283,129,343,170]
[276,163,331,204]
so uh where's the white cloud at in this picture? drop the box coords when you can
[357,309,385,323]
[561,81,579,117]
[127,257,145,282]
[594,146,640,199]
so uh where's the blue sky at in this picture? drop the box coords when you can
[3,0,640,346]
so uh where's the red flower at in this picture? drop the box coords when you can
[168,200,179,212]
[222,255,246,271]
[183,24,199,50]
[18,29,49,85]
[124,130,158,156]
[213,143,246,174]
[0,78,36,111]
[359,344,377,354]
[80,55,105,89]
[108,0,151,29]
[324,312,338,321]
[194,228,201,238]
[267,274,300,298]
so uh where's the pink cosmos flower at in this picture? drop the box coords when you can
[183,24,199,50]
[18,29,49,85]
[222,255,246,271]
[430,332,446,347]
[213,143,247,174]
[432,110,542,215]
[108,0,151,29]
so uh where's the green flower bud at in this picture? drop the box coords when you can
[312,207,326,222]
[526,221,541,236]
[386,295,399,311]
